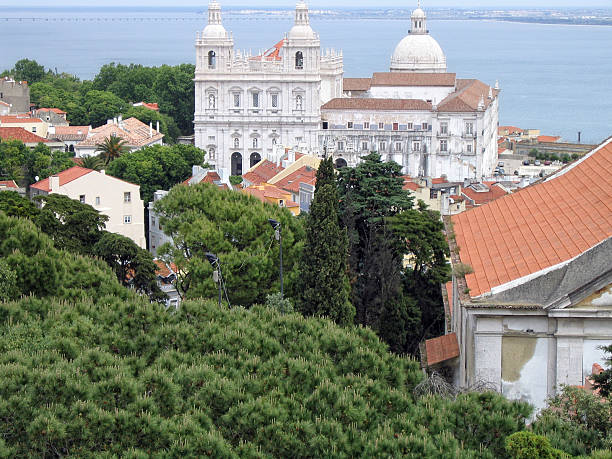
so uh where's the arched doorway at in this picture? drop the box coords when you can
[335,158,348,169]
[250,152,261,168]
[231,152,243,176]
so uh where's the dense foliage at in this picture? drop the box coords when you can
[0,290,537,457]
[154,183,305,306]
[2,59,195,136]
[591,345,612,398]
[0,140,73,188]
[337,153,450,354]
[105,143,206,204]
[297,157,354,325]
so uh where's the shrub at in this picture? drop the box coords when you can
[265,292,294,314]
[505,431,564,459]
[453,263,474,277]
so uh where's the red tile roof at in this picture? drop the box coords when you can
[432,177,448,184]
[250,38,286,62]
[537,135,561,143]
[403,181,419,191]
[0,180,18,189]
[182,171,222,186]
[452,138,612,298]
[461,183,508,206]
[499,126,523,135]
[52,125,90,141]
[425,333,459,366]
[343,78,372,92]
[371,72,456,87]
[0,101,10,107]
[154,259,178,278]
[274,166,317,194]
[0,127,49,143]
[437,79,498,112]
[30,166,93,192]
[36,108,67,115]
[0,115,43,124]
[77,117,163,147]
[243,160,285,185]
[322,98,432,111]
[445,281,453,317]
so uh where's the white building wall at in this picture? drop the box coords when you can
[369,85,453,104]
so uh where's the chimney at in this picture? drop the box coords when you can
[113,117,118,125]
[107,119,113,125]
[149,122,153,138]
[118,115,123,129]
[50,175,60,193]
[100,170,106,175]
[156,120,160,133]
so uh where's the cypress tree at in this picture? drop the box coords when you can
[297,158,354,325]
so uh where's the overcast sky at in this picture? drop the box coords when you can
[0,1,609,7]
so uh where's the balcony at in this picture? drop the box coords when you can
[462,132,476,139]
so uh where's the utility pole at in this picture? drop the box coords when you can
[205,252,222,308]
[268,219,283,298]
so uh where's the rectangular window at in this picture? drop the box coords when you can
[407,123,413,130]
[466,122,474,135]
[467,144,473,153]
[378,122,384,129]
[95,196,100,206]
[347,122,353,129]
[124,215,132,224]
[363,122,370,129]
[337,141,344,151]
[395,142,402,151]
[362,141,368,151]
[32,127,37,133]
[252,92,259,108]
[412,141,420,151]
[152,217,156,227]
[392,123,399,131]
[279,199,285,207]
[322,121,329,130]
[271,94,279,108]
[233,93,241,108]
[422,122,428,130]
[124,192,131,203]
[440,122,448,135]
[79,194,85,204]
[440,140,448,152]
[379,141,386,151]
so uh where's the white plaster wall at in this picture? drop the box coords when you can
[369,85,453,104]
[501,337,549,412]
[474,334,502,390]
[556,337,584,387]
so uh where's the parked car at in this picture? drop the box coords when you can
[498,161,505,167]
[514,170,519,176]
[523,159,531,166]
[534,160,541,166]
[544,160,552,165]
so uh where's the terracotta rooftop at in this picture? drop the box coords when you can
[243,159,285,185]
[499,126,523,135]
[243,184,299,208]
[52,125,91,141]
[77,117,163,147]
[322,98,432,111]
[182,170,222,186]
[452,137,612,298]
[0,180,18,189]
[250,38,286,62]
[36,108,67,115]
[425,333,459,366]
[134,102,160,111]
[274,166,317,194]
[154,259,178,278]
[461,183,509,206]
[0,115,43,124]
[403,181,420,191]
[0,101,10,107]
[371,72,456,87]
[30,166,93,192]
[0,127,49,143]
[537,135,561,143]
[437,79,498,113]
[343,78,372,92]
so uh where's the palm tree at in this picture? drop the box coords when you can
[95,134,129,165]
[79,154,104,171]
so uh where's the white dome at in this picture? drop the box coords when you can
[391,34,446,72]
[412,7,426,18]
[202,24,228,39]
[288,24,316,40]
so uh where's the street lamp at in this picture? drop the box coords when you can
[205,252,222,308]
[268,219,283,298]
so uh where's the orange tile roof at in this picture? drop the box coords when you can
[343,78,372,92]
[52,125,90,141]
[182,171,222,186]
[432,177,448,185]
[499,126,523,135]
[425,333,459,366]
[243,160,285,185]
[461,184,508,206]
[140,102,159,111]
[322,98,432,111]
[0,101,11,107]
[77,117,163,147]
[537,135,561,143]
[437,79,498,112]
[154,259,178,278]
[0,115,43,124]
[0,180,18,189]
[0,127,49,143]
[36,107,67,115]
[371,72,456,87]
[403,181,419,191]
[250,38,286,62]
[445,281,453,317]
[274,166,316,194]
[30,166,93,192]
[452,138,612,298]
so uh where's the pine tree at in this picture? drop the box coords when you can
[297,157,354,325]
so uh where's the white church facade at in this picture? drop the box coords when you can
[194,2,499,182]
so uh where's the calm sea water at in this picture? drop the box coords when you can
[1,8,611,144]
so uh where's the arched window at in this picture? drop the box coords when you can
[208,94,216,109]
[295,95,303,110]
[252,138,258,149]
[295,51,304,69]
[335,158,348,169]
[69,144,75,153]
[234,138,240,149]
[209,147,216,160]
[231,152,243,176]
[272,138,277,145]
[250,152,261,168]
[208,50,216,69]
